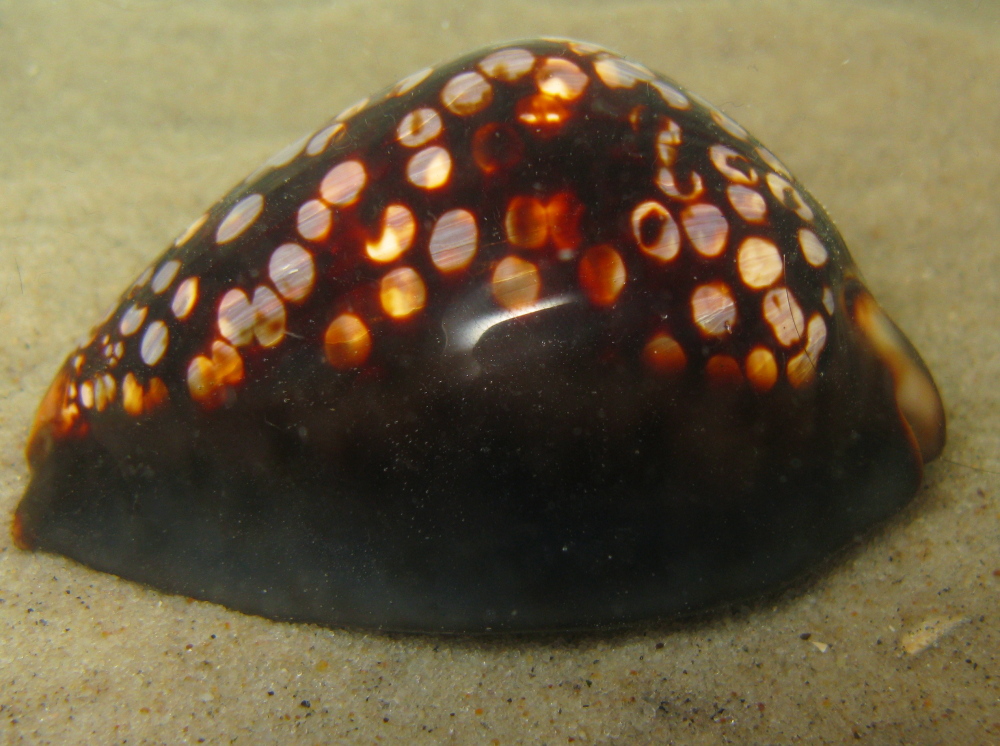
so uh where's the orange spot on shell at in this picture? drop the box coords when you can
[643,333,687,375]
[380,267,427,319]
[745,347,778,391]
[578,244,626,306]
[706,355,743,385]
[492,256,540,310]
[505,196,548,249]
[324,313,372,370]
[516,93,571,131]
[25,368,81,469]
[473,123,524,174]
[187,341,245,408]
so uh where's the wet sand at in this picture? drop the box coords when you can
[1,1,997,742]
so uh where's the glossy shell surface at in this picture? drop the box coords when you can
[13,39,945,632]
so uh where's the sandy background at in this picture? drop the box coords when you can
[1,0,998,743]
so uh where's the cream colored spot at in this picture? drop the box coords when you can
[119,304,147,337]
[709,145,758,185]
[710,109,749,140]
[366,204,416,263]
[822,286,835,315]
[799,228,829,267]
[174,213,207,247]
[787,314,828,387]
[250,286,285,347]
[187,340,244,405]
[767,172,814,221]
[652,79,690,109]
[151,260,181,294]
[306,123,345,156]
[217,289,255,346]
[656,120,683,167]
[631,201,680,262]
[79,380,94,409]
[269,243,315,303]
[324,313,372,369]
[442,72,493,116]
[757,146,791,178]
[171,277,198,320]
[407,146,452,189]
[643,332,687,375]
[578,244,626,306]
[297,199,333,242]
[737,237,783,289]
[392,67,433,96]
[335,97,369,122]
[682,203,729,257]
[745,347,778,392]
[536,58,588,101]
[492,256,541,310]
[657,168,704,201]
[593,55,652,88]
[397,107,443,147]
[727,185,767,223]
[131,266,153,292]
[763,287,805,346]
[691,282,737,336]
[320,160,367,206]
[429,209,478,272]
[216,193,264,244]
[380,267,427,319]
[479,48,535,81]
[140,320,169,366]
[264,133,308,170]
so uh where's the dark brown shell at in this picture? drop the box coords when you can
[12,39,945,632]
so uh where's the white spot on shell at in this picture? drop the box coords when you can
[320,161,367,206]
[799,228,829,267]
[216,193,264,244]
[151,260,181,294]
[392,67,433,96]
[306,123,345,156]
[174,214,208,247]
[119,304,147,337]
[691,283,737,337]
[710,109,749,140]
[140,320,169,366]
[535,58,588,100]
[335,97,369,122]
[631,201,680,262]
[251,285,286,347]
[441,72,493,115]
[763,287,806,346]
[652,79,690,109]
[727,185,767,223]
[269,243,315,303]
[593,55,652,88]
[429,209,478,272]
[297,199,332,242]
[218,289,255,347]
[682,203,729,257]
[397,107,443,148]
[767,173,814,221]
[171,277,198,320]
[407,146,452,189]
[737,237,783,289]
[710,145,758,185]
[822,286,835,315]
[479,48,535,81]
